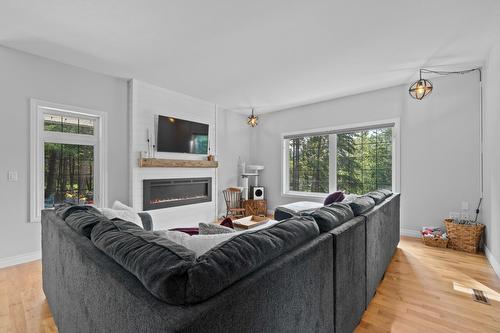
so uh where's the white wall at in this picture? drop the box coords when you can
[483,38,500,276]
[129,80,250,228]
[250,73,481,235]
[216,108,251,216]
[0,46,128,265]
[129,80,218,229]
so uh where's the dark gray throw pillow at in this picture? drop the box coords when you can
[198,222,236,234]
[348,196,376,215]
[366,190,386,204]
[300,203,354,232]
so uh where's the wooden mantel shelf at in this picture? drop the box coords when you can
[139,158,218,168]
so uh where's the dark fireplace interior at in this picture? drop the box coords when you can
[143,177,212,211]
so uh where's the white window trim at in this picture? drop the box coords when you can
[30,99,108,223]
[281,118,400,199]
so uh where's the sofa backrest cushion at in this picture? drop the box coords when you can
[55,203,102,220]
[366,191,386,204]
[348,196,376,216]
[91,219,196,304]
[378,189,393,198]
[274,201,323,221]
[300,203,354,232]
[91,217,319,305]
[186,216,320,304]
[64,210,109,238]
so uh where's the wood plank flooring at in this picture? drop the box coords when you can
[355,237,500,333]
[0,236,499,332]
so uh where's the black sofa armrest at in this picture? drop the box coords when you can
[138,212,153,231]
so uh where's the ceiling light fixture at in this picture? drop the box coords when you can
[409,69,433,100]
[247,108,258,127]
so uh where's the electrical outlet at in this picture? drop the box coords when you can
[7,171,18,182]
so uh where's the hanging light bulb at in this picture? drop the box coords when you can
[409,70,433,100]
[247,108,258,127]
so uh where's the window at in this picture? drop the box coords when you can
[288,135,330,193]
[30,100,107,222]
[283,120,399,197]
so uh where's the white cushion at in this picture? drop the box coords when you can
[160,219,280,257]
[99,201,143,227]
[161,230,242,257]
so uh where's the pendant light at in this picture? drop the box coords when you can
[247,108,258,127]
[409,69,433,100]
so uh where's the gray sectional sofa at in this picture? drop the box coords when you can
[41,191,400,333]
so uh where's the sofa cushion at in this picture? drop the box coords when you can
[323,191,345,205]
[366,191,386,204]
[300,203,354,232]
[55,203,101,220]
[274,201,323,221]
[378,189,393,198]
[199,222,236,234]
[91,219,196,304]
[220,217,234,229]
[92,217,319,305]
[106,200,143,226]
[186,216,320,303]
[64,210,109,238]
[156,230,241,257]
[348,196,376,215]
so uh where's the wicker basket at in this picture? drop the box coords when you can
[422,236,449,248]
[444,220,484,253]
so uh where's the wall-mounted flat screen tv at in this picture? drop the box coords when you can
[156,115,209,154]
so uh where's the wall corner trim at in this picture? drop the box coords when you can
[0,251,41,269]
[485,245,500,279]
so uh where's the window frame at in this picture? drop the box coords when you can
[281,118,400,199]
[30,99,108,223]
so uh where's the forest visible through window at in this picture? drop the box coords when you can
[288,127,392,194]
[43,114,95,208]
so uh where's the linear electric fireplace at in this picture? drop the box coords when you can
[143,177,212,210]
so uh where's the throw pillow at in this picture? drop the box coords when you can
[157,230,241,257]
[199,222,236,235]
[100,200,143,226]
[168,227,199,235]
[220,217,234,229]
[323,191,345,205]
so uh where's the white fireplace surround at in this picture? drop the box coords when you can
[129,79,219,230]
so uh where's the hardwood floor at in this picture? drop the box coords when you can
[355,237,500,333]
[0,236,498,333]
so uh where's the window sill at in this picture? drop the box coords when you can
[281,191,327,200]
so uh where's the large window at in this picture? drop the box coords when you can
[30,100,107,222]
[284,121,398,196]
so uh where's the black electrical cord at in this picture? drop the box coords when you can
[419,68,482,80]
[474,197,482,223]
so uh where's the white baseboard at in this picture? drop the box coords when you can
[0,251,41,269]
[485,245,500,278]
[400,227,420,238]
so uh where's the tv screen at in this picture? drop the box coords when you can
[156,115,209,154]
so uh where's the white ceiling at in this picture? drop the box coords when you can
[1,0,500,113]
